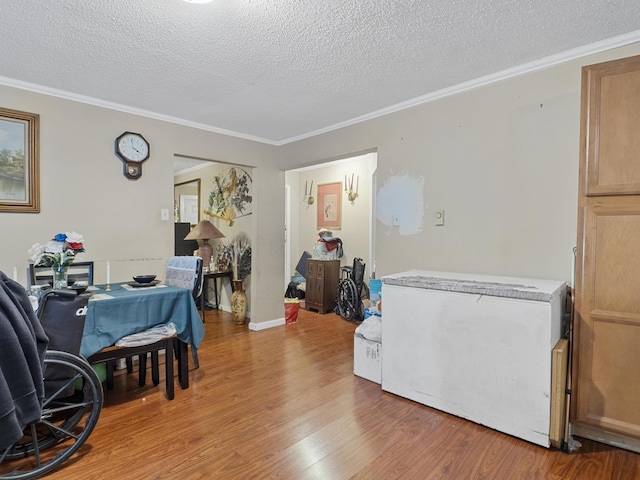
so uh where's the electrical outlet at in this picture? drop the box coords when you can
[435,210,445,226]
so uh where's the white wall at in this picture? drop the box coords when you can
[278,43,640,284]
[0,85,281,325]
[3,42,640,327]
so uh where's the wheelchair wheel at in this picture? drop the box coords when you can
[0,350,103,480]
[336,278,358,321]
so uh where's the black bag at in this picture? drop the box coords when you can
[38,290,91,396]
[284,282,298,299]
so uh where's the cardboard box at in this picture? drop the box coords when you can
[353,334,381,384]
[550,338,569,448]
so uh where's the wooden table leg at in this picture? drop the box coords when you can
[165,337,174,400]
[200,285,206,320]
[176,339,189,389]
[213,277,219,308]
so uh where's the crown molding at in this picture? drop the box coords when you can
[2,30,639,147]
[0,76,279,145]
[277,30,640,145]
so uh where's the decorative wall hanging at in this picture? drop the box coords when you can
[344,173,359,202]
[304,180,314,205]
[204,167,252,226]
[317,182,342,229]
[0,108,40,213]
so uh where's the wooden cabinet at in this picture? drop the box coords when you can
[573,54,640,452]
[305,259,340,314]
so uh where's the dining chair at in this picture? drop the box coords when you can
[88,334,177,400]
[163,256,204,370]
[106,256,203,397]
[28,261,94,287]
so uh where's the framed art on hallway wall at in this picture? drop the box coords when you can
[317,182,341,229]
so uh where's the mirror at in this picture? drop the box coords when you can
[174,179,201,226]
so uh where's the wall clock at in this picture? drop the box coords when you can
[114,131,150,179]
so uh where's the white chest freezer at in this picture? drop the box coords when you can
[381,270,566,447]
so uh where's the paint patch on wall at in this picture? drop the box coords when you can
[377,173,425,236]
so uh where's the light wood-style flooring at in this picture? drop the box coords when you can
[44,308,639,479]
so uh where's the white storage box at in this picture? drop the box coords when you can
[353,334,381,384]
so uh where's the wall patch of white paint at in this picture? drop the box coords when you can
[376,173,425,236]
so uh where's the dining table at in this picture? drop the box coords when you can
[81,281,204,389]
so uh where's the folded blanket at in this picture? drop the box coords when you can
[115,323,177,347]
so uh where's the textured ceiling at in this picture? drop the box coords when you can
[1,1,640,145]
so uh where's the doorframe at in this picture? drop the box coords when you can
[284,184,291,290]
[284,151,377,285]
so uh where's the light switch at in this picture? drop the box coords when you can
[161,208,170,221]
[435,210,445,226]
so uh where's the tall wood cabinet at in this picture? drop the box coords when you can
[573,54,640,452]
[305,259,340,314]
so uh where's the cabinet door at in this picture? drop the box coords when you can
[574,54,640,451]
[583,56,640,196]
[575,202,640,437]
[306,260,325,308]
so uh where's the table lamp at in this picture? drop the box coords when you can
[184,219,225,268]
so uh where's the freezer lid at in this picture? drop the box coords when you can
[382,270,567,302]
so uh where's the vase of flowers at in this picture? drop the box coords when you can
[51,265,69,289]
[28,232,85,288]
[228,233,251,324]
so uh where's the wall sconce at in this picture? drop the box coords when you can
[304,180,314,205]
[344,174,359,202]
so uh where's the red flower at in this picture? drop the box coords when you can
[67,242,84,251]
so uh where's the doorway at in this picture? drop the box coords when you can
[174,178,201,226]
[284,152,377,289]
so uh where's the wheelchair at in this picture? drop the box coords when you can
[335,257,368,321]
[1,288,103,480]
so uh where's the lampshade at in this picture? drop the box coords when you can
[184,220,225,241]
[184,220,225,268]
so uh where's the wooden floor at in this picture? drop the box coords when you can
[42,308,639,480]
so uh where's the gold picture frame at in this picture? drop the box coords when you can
[0,108,40,213]
[317,182,342,229]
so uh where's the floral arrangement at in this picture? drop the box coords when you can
[227,232,251,281]
[28,231,85,269]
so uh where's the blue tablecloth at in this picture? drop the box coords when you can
[81,283,204,358]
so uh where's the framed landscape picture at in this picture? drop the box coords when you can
[0,108,40,213]
[317,182,342,229]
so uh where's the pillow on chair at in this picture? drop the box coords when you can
[165,256,203,298]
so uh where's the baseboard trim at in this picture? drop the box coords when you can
[248,317,285,331]
[573,424,640,454]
